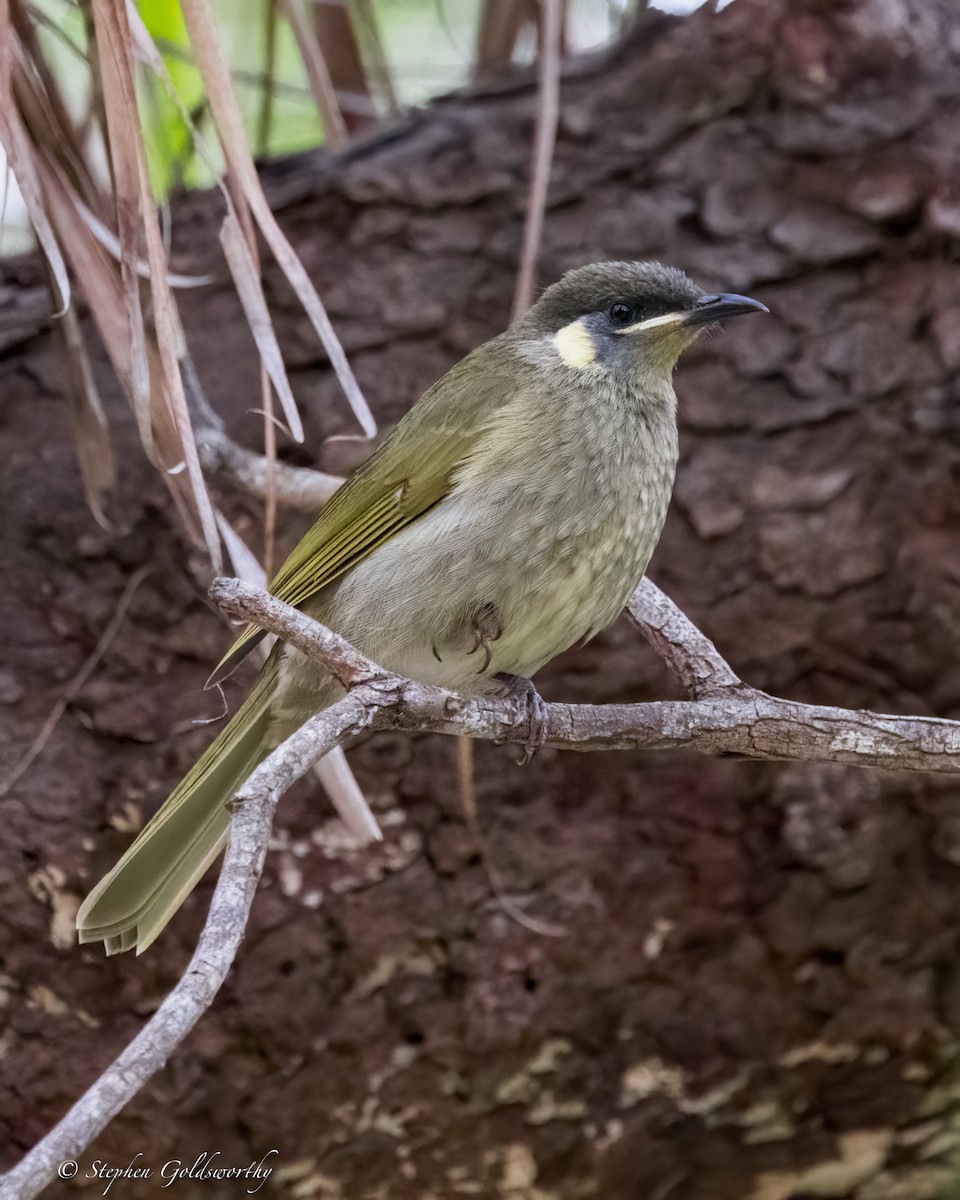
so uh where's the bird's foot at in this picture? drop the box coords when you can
[493,673,547,766]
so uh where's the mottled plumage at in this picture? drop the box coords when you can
[77,261,766,953]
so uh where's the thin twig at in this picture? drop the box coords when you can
[261,362,278,579]
[456,736,565,937]
[0,565,151,800]
[512,0,562,318]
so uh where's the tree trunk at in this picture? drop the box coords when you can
[3,0,960,1195]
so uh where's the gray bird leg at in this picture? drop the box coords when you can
[493,672,547,765]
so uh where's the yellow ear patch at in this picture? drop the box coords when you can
[554,319,597,368]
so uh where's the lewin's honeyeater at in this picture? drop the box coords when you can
[77,261,768,954]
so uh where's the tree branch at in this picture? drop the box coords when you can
[0,694,371,1200]
[211,577,960,773]
[627,576,743,697]
[181,352,343,513]
[195,417,343,512]
[8,574,960,1199]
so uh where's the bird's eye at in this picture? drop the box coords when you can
[608,302,636,326]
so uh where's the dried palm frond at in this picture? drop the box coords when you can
[0,0,392,816]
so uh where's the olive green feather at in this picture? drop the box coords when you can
[77,659,279,954]
[207,342,513,687]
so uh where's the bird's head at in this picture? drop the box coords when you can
[521,260,768,378]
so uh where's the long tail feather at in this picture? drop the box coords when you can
[77,661,278,955]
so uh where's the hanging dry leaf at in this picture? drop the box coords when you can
[0,8,70,313]
[219,209,304,442]
[283,0,348,150]
[58,303,116,528]
[179,0,376,439]
[91,0,152,451]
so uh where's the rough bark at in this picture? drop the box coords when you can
[3,0,960,1196]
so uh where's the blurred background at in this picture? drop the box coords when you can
[3,1,960,1199]
[0,0,711,250]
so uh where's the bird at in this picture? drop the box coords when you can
[76,260,767,954]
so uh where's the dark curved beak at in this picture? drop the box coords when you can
[684,293,769,327]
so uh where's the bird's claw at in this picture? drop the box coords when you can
[468,603,502,675]
[469,631,493,673]
[494,673,547,765]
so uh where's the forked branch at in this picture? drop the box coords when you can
[5,576,960,1199]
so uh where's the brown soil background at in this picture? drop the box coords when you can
[3,1,960,1196]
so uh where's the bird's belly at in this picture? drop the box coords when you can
[269,466,673,745]
[307,485,668,695]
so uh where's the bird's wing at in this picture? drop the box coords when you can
[208,341,515,686]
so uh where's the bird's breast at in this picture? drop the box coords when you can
[417,379,679,681]
[302,377,680,696]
